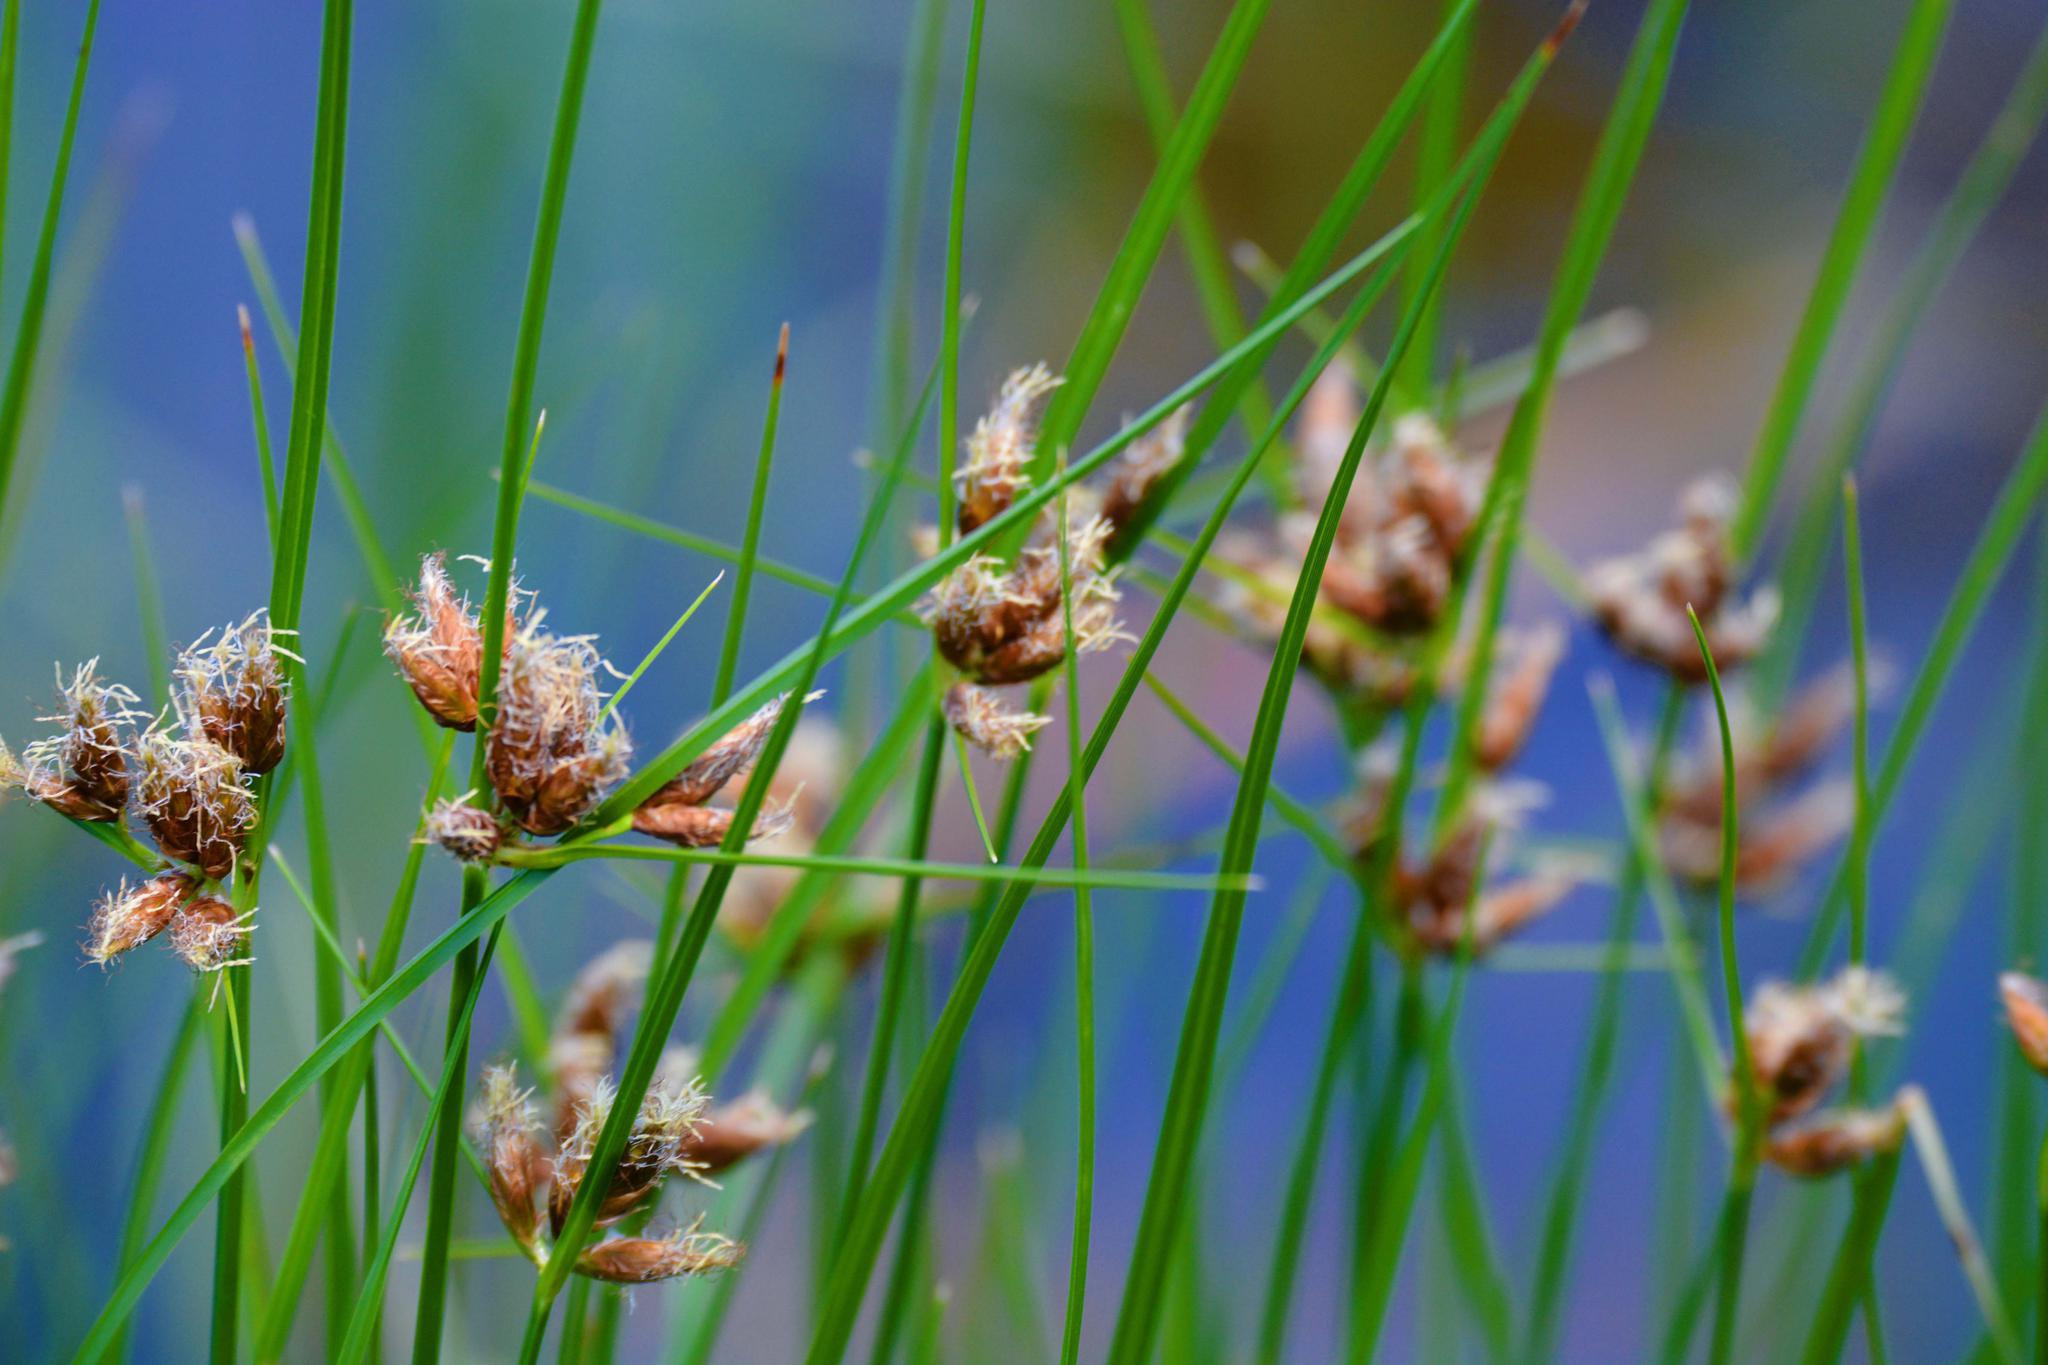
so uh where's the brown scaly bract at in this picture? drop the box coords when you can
[486,615,632,837]
[176,610,290,775]
[0,660,143,821]
[630,692,816,848]
[1584,475,1779,682]
[384,552,500,732]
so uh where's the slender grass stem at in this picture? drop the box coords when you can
[1798,1152,1902,1365]
[100,998,202,1365]
[240,305,282,546]
[935,0,985,545]
[713,324,788,701]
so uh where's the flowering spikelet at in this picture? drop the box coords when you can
[1999,972,2048,1077]
[680,1089,814,1176]
[1762,1099,1909,1178]
[84,872,197,966]
[943,682,1050,760]
[574,1221,743,1283]
[176,611,290,775]
[632,693,817,847]
[167,894,255,974]
[1392,782,1576,956]
[5,661,143,820]
[924,516,1128,690]
[549,941,652,1139]
[1585,475,1780,680]
[1097,403,1191,537]
[384,552,490,730]
[1742,966,1905,1124]
[1472,623,1566,772]
[135,730,255,880]
[549,1075,712,1236]
[956,364,1061,535]
[474,1063,546,1255]
[487,617,632,836]
[423,797,505,863]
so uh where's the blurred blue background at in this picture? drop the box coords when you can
[3,0,2047,1358]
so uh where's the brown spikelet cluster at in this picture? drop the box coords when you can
[1,661,144,821]
[3,622,286,982]
[548,940,653,1141]
[1737,967,1912,1178]
[1584,475,1779,681]
[487,617,633,837]
[175,611,291,775]
[631,693,816,848]
[1470,623,1567,773]
[920,364,1157,758]
[1371,777,1582,957]
[423,796,506,863]
[471,1058,749,1284]
[383,552,497,731]
[1657,665,1860,892]
[1215,378,1493,709]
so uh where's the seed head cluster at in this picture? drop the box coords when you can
[1738,966,1912,1178]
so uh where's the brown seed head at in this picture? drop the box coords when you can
[473,1063,546,1254]
[942,682,1050,761]
[574,1224,743,1283]
[424,798,505,863]
[487,619,632,836]
[167,895,254,974]
[7,661,144,820]
[550,1075,712,1236]
[681,1089,813,1176]
[1097,403,1191,536]
[177,611,290,775]
[2000,972,2048,1077]
[956,364,1061,535]
[85,872,198,966]
[1762,1101,1909,1179]
[135,730,255,879]
[385,553,494,730]
[1472,623,1566,772]
[1742,967,1904,1124]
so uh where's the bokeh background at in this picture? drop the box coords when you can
[3,0,2047,1358]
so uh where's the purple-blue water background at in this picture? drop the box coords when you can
[2,0,2046,1357]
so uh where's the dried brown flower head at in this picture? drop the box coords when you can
[486,618,632,836]
[385,553,492,731]
[1742,967,1905,1125]
[424,797,505,863]
[475,1063,547,1255]
[2000,972,2048,1077]
[1097,403,1191,537]
[956,364,1061,535]
[177,611,290,775]
[631,693,815,847]
[167,894,255,975]
[925,514,1126,690]
[1762,1099,1909,1179]
[573,1223,743,1283]
[549,1075,712,1236]
[3,660,143,821]
[85,872,198,966]
[1585,475,1779,681]
[942,681,1051,761]
[680,1089,813,1176]
[136,731,255,880]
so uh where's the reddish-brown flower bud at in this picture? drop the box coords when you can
[3,661,143,821]
[473,1064,546,1255]
[1097,403,1190,537]
[487,621,631,836]
[167,895,254,974]
[548,941,652,1140]
[1472,624,1565,772]
[574,1225,742,1283]
[1762,1101,1908,1179]
[549,1077,711,1237]
[178,611,290,775]
[385,553,491,731]
[424,798,505,863]
[136,732,255,880]
[85,872,198,966]
[2000,972,2048,1077]
[956,364,1061,535]
[681,1089,812,1176]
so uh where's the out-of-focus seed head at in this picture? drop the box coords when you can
[473,1063,546,1254]
[574,1223,743,1283]
[1999,972,2048,1077]
[942,682,1050,761]
[385,553,489,730]
[177,611,290,775]
[1472,623,1566,772]
[424,797,505,863]
[1586,475,1778,680]
[557,940,653,1041]
[1097,403,1191,537]
[1742,967,1905,1124]
[632,799,796,849]
[1662,780,1853,891]
[956,364,1061,535]
[167,895,255,975]
[682,1089,813,1176]
[1762,1100,1908,1179]
[84,872,198,966]
[6,661,144,821]
[487,619,632,836]
[135,730,255,880]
